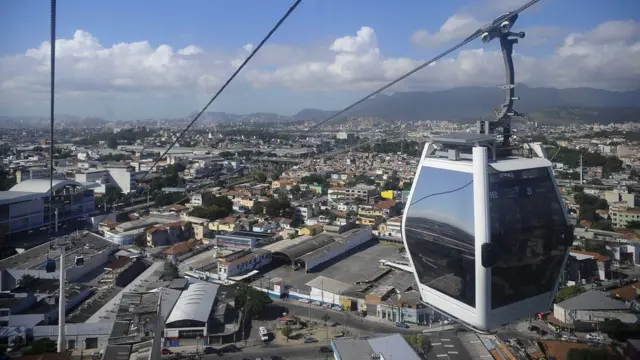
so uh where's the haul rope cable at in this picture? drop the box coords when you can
[168,0,541,206]
[48,0,57,236]
[136,0,303,189]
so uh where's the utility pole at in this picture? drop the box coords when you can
[56,235,68,352]
[579,153,583,185]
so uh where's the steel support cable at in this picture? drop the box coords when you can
[137,0,302,187]
[48,0,57,236]
[167,0,541,207]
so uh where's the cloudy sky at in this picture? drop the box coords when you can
[1,0,638,120]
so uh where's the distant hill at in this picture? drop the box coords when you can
[288,84,640,123]
[3,85,638,127]
[525,107,640,125]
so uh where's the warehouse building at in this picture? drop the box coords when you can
[272,226,372,272]
[164,282,220,345]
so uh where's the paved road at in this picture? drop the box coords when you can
[272,299,428,335]
[202,343,333,360]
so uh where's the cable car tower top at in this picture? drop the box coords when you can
[428,12,529,160]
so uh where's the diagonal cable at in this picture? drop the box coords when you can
[138,0,302,185]
[167,0,541,206]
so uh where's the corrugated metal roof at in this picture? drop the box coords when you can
[166,282,219,324]
[557,290,629,311]
[10,179,83,193]
[306,276,352,295]
[275,233,336,261]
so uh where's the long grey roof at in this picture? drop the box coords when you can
[166,282,219,324]
[10,179,84,194]
[557,290,629,311]
[275,233,335,261]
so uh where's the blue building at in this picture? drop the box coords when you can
[0,179,95,242]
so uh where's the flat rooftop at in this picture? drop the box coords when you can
[253,240,404,293]
[225,231,274,239]
[183,248,218,272]
[0,190,43,205]
[0,231,116,270]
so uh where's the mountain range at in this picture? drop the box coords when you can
[201,84,640,124]
[2,85,639,127]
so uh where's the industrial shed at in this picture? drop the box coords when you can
[271,226,373,272]
[271,234,336,266]
[164,282,219,343]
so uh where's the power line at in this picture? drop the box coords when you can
[137,0,302,185]
[166,0,541,207]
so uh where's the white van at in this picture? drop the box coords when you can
[259,326,269,341]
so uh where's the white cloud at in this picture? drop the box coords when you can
[247,21,640,92]
[411,15,484,48]
[1,21,639,114]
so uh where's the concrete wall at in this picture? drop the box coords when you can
[33,322,113,351]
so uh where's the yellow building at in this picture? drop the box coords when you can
[381,190,395,200]
[209,217,240,232]
[300,224,324,236]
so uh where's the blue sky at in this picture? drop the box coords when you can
[1,0,638,120]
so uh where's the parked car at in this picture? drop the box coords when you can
[319,346,333,353]
[395,322,410,329]
[161,348,172,355]
[304,337,318,343]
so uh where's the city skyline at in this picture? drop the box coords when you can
[1,0,638,120]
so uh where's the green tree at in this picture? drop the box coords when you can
[235,284,273,317]
[103,186,123,204]
[626,220,640,229]
[405,335,430,354]
[23,338,56,355]
[0,167,16,191]
[133,232,147,248]
[189,205,229,221]
[255,172,268,183]
[265,198,293,218]
[555,285,585,302]
[280,325,293,342]
[252,202,265,215]
[201,193,233,212]
[154,192,186,207]
[107,136,119,149]
[18,274,40,288]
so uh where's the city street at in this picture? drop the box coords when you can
[202,343,333,360]
[271,298,439,335]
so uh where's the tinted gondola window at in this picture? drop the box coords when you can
[405,166,476,307]
[488,167,569,309]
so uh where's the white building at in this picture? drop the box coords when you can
[217,249,271,281]
[1,180,95,241]
[306,276,352,306]
[165,282,219,340]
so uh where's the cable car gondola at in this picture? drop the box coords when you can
[45,258,56,273]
